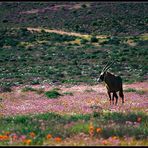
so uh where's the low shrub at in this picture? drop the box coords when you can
[21,87,36,92]
[0,86,12,93]
[44,90,61,98]
[90,36,98,42]
[63,92,73,96]
[124,88,145,94]
[21,87,44,94]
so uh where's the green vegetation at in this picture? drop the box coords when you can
[0,2,148,87]
[124,88,146,95]
[63,92,74,96]
[0,27,147,88]
[21,87,45,94]
[44,90,62,98]
[0,2,147,87]
[21,86,73,97]
[0,111,147,145]
[90,36,98,42]
[0,85,12,93]
[22,87,37,92]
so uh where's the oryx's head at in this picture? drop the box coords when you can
[97,61,115,82]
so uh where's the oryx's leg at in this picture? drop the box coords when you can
[119,90,124,104]
[113,92,118,105]
[107,91,111,105]
[112,92,115,105]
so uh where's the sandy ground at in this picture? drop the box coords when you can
[26,27,108,39]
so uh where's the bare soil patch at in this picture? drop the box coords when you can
[26,27,108,39]
[20,3,90,14]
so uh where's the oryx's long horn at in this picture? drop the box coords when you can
[104,60,115,71]
[102,61,111,72]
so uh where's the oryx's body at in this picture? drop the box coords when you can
[103,72,122,92]
[98,61,124,105]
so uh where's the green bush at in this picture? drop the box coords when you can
[81,4,87,8]
[21,87,37,92]
[107,37,120,45]
[21,87,44,94]
[0,86,12,92]
[124,88,145,94]
[44,90,61,98]
[31,79,40,85]
[63,92,73,96]
[80,39,88,44]
[90,36,98,42]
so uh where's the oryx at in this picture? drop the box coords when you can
[97,61,124,105]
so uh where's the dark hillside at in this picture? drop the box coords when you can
[0,2,148,35]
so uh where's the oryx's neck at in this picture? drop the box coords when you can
[104,72,113,82]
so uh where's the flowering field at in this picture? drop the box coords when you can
[0,81,148,146]
[0,1,147,146]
